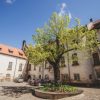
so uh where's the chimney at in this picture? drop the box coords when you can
[22,40,26,51]
[90,18,93,22]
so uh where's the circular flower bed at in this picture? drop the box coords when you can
[34,84,83,99]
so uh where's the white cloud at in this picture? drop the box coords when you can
[5,0,16,4]
[62,3,67,9]
[58,2,72,19]
[59,3,67,16]
[68,11,72,19]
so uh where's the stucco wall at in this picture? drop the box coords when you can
[28,50,96,84]
[60,51,95,83]
[0,54,27,81]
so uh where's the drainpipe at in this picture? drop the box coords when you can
[13,58,17,80]
[66,42,71,84]
[42,61,44,79]
[67,51,71,84]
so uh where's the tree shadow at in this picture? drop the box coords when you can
[0,86,32,98]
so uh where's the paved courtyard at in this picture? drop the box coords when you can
[0,82,100,100]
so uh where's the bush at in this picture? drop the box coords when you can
[40,83,77,93]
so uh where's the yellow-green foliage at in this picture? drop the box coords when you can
[25,12,98,66]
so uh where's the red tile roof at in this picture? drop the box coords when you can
[0,44,27,59]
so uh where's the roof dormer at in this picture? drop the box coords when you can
[19,52,23,56]
[0,48,2,51]
[8,49,13,54]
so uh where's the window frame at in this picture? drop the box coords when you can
[7,62,13,70]
[39,66,41,72]
[34,65,36,70]
[18,63,23,71]
[60,56,66,67]
[72,53,79,66]
[74,73,80,81]
[6,73,11,78]
[92,53,100,66]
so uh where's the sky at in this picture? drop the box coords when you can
[0,0,100,49]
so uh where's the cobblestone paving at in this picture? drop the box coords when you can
[62,87,100,100]
[0,82,100,100]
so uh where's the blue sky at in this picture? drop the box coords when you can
[0,0,100,48]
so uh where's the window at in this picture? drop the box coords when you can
[74,74,80,81]
[7,62,13,70]
[18,63,23,71]
[92,53,100,66]
[61,56,66,67]
[95,69,100,78]
[19,52,23,56]
[45,61,52,69]
[72,53,79,66]
[39,75,41,79]
[45,61,48,69]
[61,74,69,81]
[6,74,11,78]
[72,39,78,44]
[18,74,22,78]
[45,74,49,79]
[89,74,92,79]
[48,64,52,70]
[34,65,36,70]
[6,74,11,81]
[28,64,31,71]
[0,48,2,51]
[8,49,13,54]
[39,66,41,72]
[33,75,36,79]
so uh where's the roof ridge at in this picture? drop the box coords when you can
[0,43,22,51]
[0,43,27,59]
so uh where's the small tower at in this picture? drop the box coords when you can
[87,18,93,30]
[90,18,93,22]
[22,40,26,51]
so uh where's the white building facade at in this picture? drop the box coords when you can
[0,44,27,82]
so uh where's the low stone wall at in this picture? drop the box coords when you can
[35,89,83,99]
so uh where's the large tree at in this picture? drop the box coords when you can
[25,12,98,83]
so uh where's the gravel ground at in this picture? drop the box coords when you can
[0,82,30,87]
[61,87,100,100]
[0,82,100,100]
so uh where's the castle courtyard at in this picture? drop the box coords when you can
[0,82,99,100]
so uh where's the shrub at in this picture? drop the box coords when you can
[40,83,77,93]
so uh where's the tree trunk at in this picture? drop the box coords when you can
[53,66,60,84]
[47,59,60,84]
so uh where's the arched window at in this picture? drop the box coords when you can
[33,75,36,79]
[45,74,49,79]
[39,75,41,79]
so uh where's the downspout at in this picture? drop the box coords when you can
[66,42,71,84]
[13,58,17,80]
[67,51,71,84]
[42,61,45,79]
